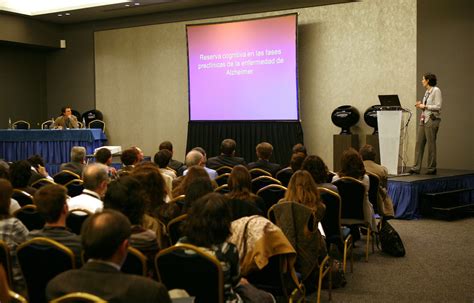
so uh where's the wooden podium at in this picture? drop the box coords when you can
[333,134,359,172]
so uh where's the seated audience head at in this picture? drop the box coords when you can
[301,155,330,184]
[104,176,145,226]
[154,149,172,168]
[71,146,86,164]
[121,148,139,166]
[192,147,208,163]
[284,170,322,210]
[172,166,209,198]
[220,139,237,156]
[185,150,204,167]
[183,193,232,247]
[256,142,273,160]
[228,165,252,194]
[292,143,307,157]
[9,160,32,188]
[184,177,214,212]
[359,144,377,161]
[95,148,113,165]
[130,163,167,213]
[81,209,131,263]
[423,72,437,86]
[83,163,109,196]
[159,141,174,153]
[0,179,13,218]
[339,148,366,179]
[27,154,46,168]
[131,146,144,162]
[34,184,68,223]
[290,152,306,172]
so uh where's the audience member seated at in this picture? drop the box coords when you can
[332,148,377,232]
[178,193,274,303]
[172,166,215,198]
[0,167,20,215]
[27,155,53,185]
[154,149,177,180]
[248,142,281,177]
[207,139,247,170]
[53,106,79,129]
[94,148,118,180]
[289,152,306,173]
[359,145,395,219]
[104,177,160,273]
[9,160,36,195]
[118,148,139,176]
[159,141,185,174]
[46,210,171,302]
[131,146,145,163]
[183,149,218,180]
[182,175,214,214]
[225,165,264,220]
[302,155,338,192]
[0,179,28,293]
[29,184,82,266]
[292,143,308,157]
[68,164,109,214]
[60,146,86,177]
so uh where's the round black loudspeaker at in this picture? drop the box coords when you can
[331,105,360,134]
[364,105,381,134]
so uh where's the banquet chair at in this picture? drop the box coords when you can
[14,204,46,231]
[53,170,81,185]
[367,172,381,216]
[50,292,106,303]
[214,173,230,186]
[257,184,287,214]
[333,176,374,262]
[249,168,272,179]
[155,243,224,303]
[168,194,186,212]
[167,214,188,245]
[72,110,82,121]
[214,184,230,194]
[66,209,92,235]
[31,177,56,189]
[122,246,148,277]
[215,165,233,175]
[12,120,30,130]
[41,119,54,129]
[251,175,282,193]
[82,109,104,127]
[17,237,75,303]
[8,290,28,303]
[77,121,84,129]
[88,120,105,132]
[65,179,84,197]
[318,187,354,273]
[275,167,293,187]
[0,240,13,288]
[12,189,33,207]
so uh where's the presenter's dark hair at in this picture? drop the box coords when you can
[423,73,437,86]
[81,209,131,260]
[183,193,232,247]
[359,144,377,161]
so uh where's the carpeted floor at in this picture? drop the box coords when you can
[309,217,474,303]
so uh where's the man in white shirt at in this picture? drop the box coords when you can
[68,163,109,213]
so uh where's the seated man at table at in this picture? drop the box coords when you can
[60,146,86,177]
[53,106,79,129]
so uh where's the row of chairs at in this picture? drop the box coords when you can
[12,119,105,131]
[215,165,294,186]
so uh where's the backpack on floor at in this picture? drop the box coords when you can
[379,220,406,257]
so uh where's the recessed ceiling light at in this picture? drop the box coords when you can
[125,4,130,7]
[65,12,71,16]
[134,2,140,6]
[57,14,63,17]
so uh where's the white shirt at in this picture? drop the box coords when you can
[68,189,103,214]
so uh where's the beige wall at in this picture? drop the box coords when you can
[95,0,417,168]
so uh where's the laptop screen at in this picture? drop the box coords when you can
[378,95,401,108]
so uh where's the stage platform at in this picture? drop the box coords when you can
[387,169,474,219]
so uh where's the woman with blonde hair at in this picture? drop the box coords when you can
[283,170,325,215]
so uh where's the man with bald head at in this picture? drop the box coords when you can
[183,149,218,180]
[68,163,109,213]
[207,138,247,169]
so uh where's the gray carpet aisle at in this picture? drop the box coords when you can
[310,217,474,303]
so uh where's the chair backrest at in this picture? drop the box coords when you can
[257,184,287,214]
[0,240,13,288]
[17,237,75,303]
[249,168,272,179]
[155,243,224,303]
[214,173,230,186]
[77,121,84,129]
[215,166,233,175]
[332,177,366,221]
[64,179,84,197]
[275,167,293,187]
[71,110,82,121]
[13,204,46,231]
[251,175,282,193]
[326,171,336,183]
[214,184,230,194]
[82,109,104,126]
[318,187,344,246]
[53,170,81,185]
[41,120,54,130]
[66,209,92,235]
[88,120,105,132]
[122,246,148,276]
[31,178,56,189]
[366,172,381,215]
[166,214,188,245]
[12,189,34,207]
[50,292,106,303]
[12,120,30,130]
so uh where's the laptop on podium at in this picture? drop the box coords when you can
[378,94,402,110]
